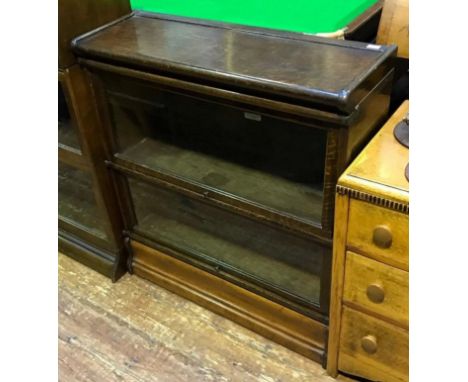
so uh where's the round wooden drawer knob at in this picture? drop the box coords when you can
[372,225,393,248]
[367,283,385,303]
[361,335,378,354]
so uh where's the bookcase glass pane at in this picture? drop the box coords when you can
[127,176,326,306]
[102,74,326,225]
[58,81,81,151]
[58,162,108,241]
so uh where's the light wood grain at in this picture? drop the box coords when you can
[59,253,351,382]
[328,101,409,381]
[341,100,409,206]
[343,251,408,328]
[377,0,409,58]
[347,199,409,271]
[326,193,350,377]
[338,307,408,382]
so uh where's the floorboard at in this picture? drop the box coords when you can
[59,253,352,382]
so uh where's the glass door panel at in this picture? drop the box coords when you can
[103,74,327,225]
[127,176,328,307]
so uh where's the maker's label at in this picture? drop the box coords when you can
[244,112,262,122]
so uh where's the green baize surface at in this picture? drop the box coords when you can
[131,0,378,34]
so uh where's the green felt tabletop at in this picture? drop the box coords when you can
[130,0,379,34]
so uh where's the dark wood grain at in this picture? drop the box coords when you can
[58,231,123,281]
[73,12,396,112]
[58,0,131,68]
[80,59,354,125]
[58,1,132,280]
[66,10,397,360]
[58,65,127,279]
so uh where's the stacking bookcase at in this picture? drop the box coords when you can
[72,11,396,362]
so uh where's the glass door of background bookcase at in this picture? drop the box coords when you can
[58,70,114,251]
[58,80,82,153]
[58,162,110,244]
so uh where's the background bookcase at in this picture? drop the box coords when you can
[58,0,131,280]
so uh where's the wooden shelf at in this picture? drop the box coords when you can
[116,137,324,225]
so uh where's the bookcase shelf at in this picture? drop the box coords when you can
[116,137,325,225]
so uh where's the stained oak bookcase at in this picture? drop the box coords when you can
[72,11,396,363]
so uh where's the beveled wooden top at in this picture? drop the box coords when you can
[72,12,396,112]
[339,101,409,206]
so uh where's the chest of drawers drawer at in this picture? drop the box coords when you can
[343,251,408,327]
[338,306,409,382]
[347,199,408,270]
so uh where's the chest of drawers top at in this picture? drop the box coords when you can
[338,100,409,210]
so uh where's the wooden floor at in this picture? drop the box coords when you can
[59,254,350,382]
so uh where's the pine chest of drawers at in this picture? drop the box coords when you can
[327,101,409,381]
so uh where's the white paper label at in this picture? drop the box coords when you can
[366,44,382,51]
[244,112,262,122]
